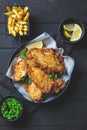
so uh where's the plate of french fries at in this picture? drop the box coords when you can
[5,6,30,37]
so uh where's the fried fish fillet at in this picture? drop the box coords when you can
[26,48,65,74]
[28,83,43,101]
[52,78,66,93]
[27,59,54,93]
[14,59,28,81]
[14,47,66,101]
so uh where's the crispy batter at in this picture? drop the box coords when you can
[14,59,28,81]
[14,47,66,101]
[27,59,54,93]
[28,83,43,101]
[23,82,43,101]
[26,48,65,74]
[52,78,66,93]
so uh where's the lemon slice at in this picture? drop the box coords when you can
[64,30,71,38]
[63,24,75,31]
[27,41,43,49]
[70,24,82,41]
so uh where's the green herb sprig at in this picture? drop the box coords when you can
[48,73,59,80]
[20,48,28,60]
[21,75,32,84]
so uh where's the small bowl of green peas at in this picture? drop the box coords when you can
[0,96,23,122]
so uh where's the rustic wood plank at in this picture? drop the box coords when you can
[0,74,3,81]
[0,100,87,126]
[0,75,87,126]
[0,126,86,130]
[29,23,58,40]
[0,0,87,23]
[0,23,58,48]
[66,74,87,101]
[0,49,12,73]
[0,1,87,130]
[0,1,57,23]
[71,49,87,74]
[0,74,87,127]
[0,23,5,35]
[27,101,87,127]
[13,23,58,47]
[0,35,13,48]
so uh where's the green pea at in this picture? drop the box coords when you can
[1,97,23,120]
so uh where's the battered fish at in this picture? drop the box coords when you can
[14,47,66,101]
[52,78,66,93]
[14,59,28,81]
[28,83,43,101]
[26,48,65,74]
[27,59,54,93]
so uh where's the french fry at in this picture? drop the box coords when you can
[19,25,23,31]
[5,6,30,36]
[19,21,27,25]
[24,31,27,35]
[24,12,29,21]
[5,11,13,16]
[8,17,12,26]
[12,9,22,19]
[18,7,24,14]
[11,18,15,30]
[6,6,11,12]
[19,11,23,15]
[15,23,20,27]
[19,31,23,36]
[17,6,23,12]
[19,24,23,28]
[8,26,12,34]
[14,26,19,33]
[12,6,18,10]
[23,27,28,31]
[11,14,16,18]
[19,27,22,31]
[24,25,28,28]
[12,30,16,37]
[24,6,28,13]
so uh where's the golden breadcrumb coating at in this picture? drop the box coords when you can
[28,83,43,101]
[26,48,65,74]
[52,78,66,93]
[27,59,54,93]
[14,59,28,81]
[14,48,66,101]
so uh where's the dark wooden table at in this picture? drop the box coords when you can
[0,0,87,130]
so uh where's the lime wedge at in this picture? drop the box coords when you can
[70,24,82,41]
[63,24,75,31]
[27,41,43,49]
